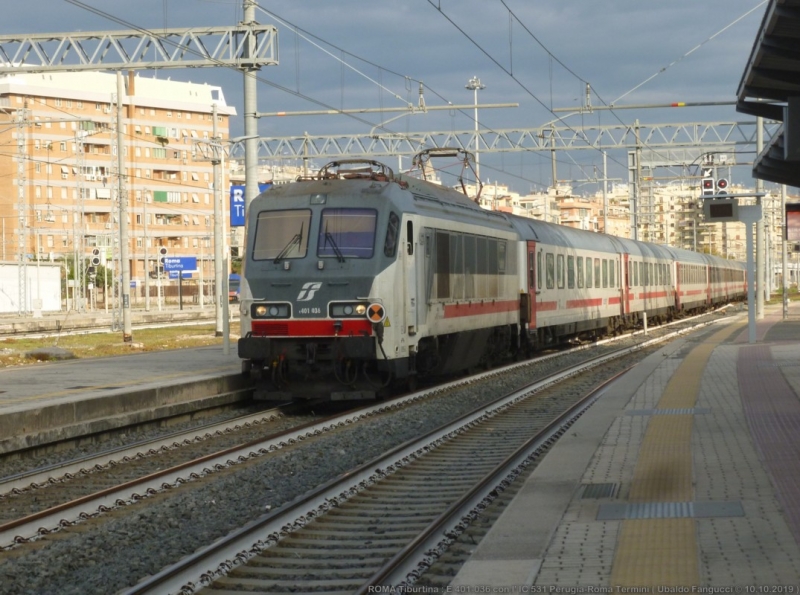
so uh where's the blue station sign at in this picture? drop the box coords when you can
[230,183,272,227]
[163,256,197,272]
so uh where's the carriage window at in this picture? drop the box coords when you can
[318,208,377,259]
[649,263,654,285]
[567,255,575,289]
[577,257,584,288]
[586,257,593,287]
[450,234,463,275]
[610,260,615,287]
[602,259,608,288]
[498,241,506,274]
[436,231,450,298]
[487,239,498,275]
[546,252,555,289]
[253,208,311,261]
[633,261,638,286]
[594,258,601,288]
[557,254,565,289]
[384,211,400,257]
[465,235,477,295]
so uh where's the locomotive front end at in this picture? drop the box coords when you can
[238,161,404,400]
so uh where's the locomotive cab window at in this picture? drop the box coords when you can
[317,208,377,259]
[253,209,311,261]
[384,211,400,257]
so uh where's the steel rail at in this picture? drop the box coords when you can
[120,341,659,595]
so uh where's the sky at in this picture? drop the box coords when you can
[2,0,770,195]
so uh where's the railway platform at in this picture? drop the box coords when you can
[0,341,247,455]
[453,300,800,590]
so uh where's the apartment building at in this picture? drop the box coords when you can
[0,71,235,289]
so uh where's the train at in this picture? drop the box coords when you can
[237,149,746,400]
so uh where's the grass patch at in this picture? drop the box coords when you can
[0,323,240,368]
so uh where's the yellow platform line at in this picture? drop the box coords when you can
[611,322,744,587]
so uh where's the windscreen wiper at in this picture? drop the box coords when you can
[273,223,304,264]
[324,224,346,263]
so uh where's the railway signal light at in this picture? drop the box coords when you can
[716,178,729,195]
[701,177,715,197]
[158,247,168,265]
[90,247,101,266]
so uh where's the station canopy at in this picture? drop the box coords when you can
[737,0,800,187]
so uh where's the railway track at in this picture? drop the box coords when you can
[0,311,733,594]
[126,339,630,594]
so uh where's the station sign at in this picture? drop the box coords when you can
[230,183,272,227]
[163,256,197,272]
[168,271,194,279]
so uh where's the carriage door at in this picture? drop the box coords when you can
[525,241,537,329]
[621,253,629,316]
[403,219,419,335]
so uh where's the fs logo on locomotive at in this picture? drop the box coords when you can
[297,282,322,302]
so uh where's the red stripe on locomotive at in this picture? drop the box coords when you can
[252,319,374,337]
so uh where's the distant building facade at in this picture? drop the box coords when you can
[0,71,235,291]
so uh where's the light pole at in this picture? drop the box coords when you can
[465,76,485,182]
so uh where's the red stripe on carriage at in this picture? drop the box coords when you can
[566,298,604,308]
[443,300,520,318]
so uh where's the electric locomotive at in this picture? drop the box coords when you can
[238,151,522,400]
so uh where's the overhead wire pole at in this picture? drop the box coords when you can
[465,76,485,181]
[212,103,224,337]
[116,71,132,342]
[243,0,261,244]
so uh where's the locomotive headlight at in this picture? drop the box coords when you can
[252,303,290,318]
[330,302,369,318]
